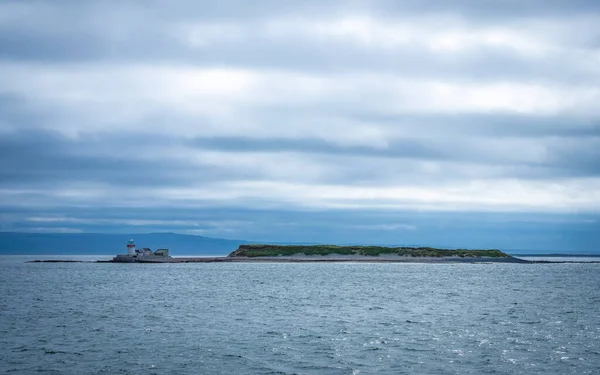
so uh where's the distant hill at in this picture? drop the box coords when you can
[0,232,247,255]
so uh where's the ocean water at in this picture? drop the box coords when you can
[518,256,600,262]
[1,256,599,374]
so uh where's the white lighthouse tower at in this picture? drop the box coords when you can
[127,239,136,256]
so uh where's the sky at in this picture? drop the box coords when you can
[1,0,599,251]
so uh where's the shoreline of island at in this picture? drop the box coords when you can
[26,256,600,264]
[29,256,528,263]
[26,244,600,264]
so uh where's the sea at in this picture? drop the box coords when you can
[1,255,599,375]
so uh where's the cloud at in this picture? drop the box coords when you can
[0,0,598,249]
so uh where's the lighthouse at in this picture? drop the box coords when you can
[127,239,136,256]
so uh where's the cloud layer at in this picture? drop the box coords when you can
[1,0,599,249]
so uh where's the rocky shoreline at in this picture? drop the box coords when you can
[25,245,596,264]
[28,255,532,264]
[27,256,600,264]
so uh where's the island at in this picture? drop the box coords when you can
[27,243,535,263]
[225,244,527,263]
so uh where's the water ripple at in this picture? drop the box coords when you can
[1,259,599,374]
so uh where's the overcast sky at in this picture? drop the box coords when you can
[1,0,599,251]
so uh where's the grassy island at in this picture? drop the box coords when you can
[228,244,510,258]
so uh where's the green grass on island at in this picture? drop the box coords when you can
[228,244,510,258]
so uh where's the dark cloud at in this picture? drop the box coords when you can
[1,124,598,200]
[373,0,600,19]
[48,0,600,21]
[0,129,264,188]
[187,129,600,181]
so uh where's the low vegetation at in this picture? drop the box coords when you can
[228,244,509,258]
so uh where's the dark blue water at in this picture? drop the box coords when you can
[1,256,599,374]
